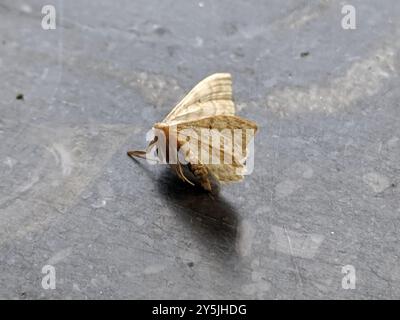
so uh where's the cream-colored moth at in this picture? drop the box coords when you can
[128,73,258,192]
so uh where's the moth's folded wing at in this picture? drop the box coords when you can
[177,115,258,182]
[163,73,235,124]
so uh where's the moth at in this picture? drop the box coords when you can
[128,73,258,192]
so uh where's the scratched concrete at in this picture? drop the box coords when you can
[0,0,400,299]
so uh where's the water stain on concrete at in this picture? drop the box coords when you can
[267,46,397,115]
[236,220,256,257]
[47,247,73,265]
[269,225,324,259]
[363,172,391,193]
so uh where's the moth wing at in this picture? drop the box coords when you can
[177,115,258,182]
[163,73,235,124]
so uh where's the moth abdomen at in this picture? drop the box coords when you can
[189,163,213,192]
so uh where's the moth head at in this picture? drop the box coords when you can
[153,122,168,130]
[153,122,170,141]
[151,123,170,163]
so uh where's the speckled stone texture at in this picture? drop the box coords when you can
[0,0,399,299]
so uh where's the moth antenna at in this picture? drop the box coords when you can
[127,137,159,162]
[127,150,159,163]
[127,150,147,160]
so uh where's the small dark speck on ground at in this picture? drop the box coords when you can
[300,51,310,57]
[187,262,194,268]
[16,93,24,100]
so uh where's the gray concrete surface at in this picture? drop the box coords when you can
[1,0,400,299]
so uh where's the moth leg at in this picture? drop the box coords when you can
[176,161,195,186]
[189,163,212,192]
